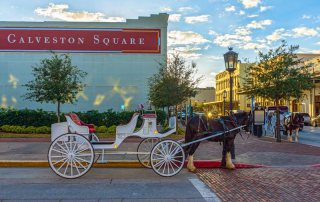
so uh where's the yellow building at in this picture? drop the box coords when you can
[211,54,320,117]
[293,54,320,117]
[212,63,253,114]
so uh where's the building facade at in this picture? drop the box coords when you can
[213,63,250,114]
[213,54,320,117]
[0,13,168,112]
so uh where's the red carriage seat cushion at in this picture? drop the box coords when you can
[67,113,96,133]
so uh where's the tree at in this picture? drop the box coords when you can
[148,54,201,123]
[23,53,87,122]
[242,41,314,141]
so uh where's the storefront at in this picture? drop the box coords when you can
[0,13,168,112]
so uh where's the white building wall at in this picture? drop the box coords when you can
[0,14,168,112]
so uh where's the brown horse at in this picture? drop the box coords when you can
[184,111,250,172]
[284,113,302,143]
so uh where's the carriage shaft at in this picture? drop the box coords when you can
[181,125,245,147]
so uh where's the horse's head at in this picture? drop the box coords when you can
[232,111,250,132]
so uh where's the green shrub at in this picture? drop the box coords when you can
[1,125,11,132]
[36,126,50,134]
[24,126,37,134]
[0,108,167,128]
[96,126,108,133]
[0,125,50,134]
[107,125,117,134]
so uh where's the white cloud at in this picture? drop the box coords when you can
[238,0,261,9]
[178,7,193,13]
[168,46,202,60]
[239,10,246,15]
[213,33,252,47]
[266,28,286,42]
[292,27,318,37]
[208,56,223,61]
[168,31,210,59]
[247,14,259,18]
[168,31,210,46]
[185,15,210,24]
[225,6,236,12]
[160,7,172,12]
[260,6,272,12]
[316,42,320,45]
[34,3,125,22]
[235,27,252,35]
[241,42,268,50]
[246,19,272,29]
[208,30,218,36]
[302,15,311,19]
[169,14,181,22]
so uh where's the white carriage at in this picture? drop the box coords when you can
[48,112,177,179]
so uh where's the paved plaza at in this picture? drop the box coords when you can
[198,167,320,202]
[0,127,319,201]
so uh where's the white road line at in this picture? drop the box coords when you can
[189,178,221,202]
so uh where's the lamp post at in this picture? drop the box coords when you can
[224,47,238,112]
[223,90,227,115]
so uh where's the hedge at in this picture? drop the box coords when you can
[0,108,167,128]
[0,125,50,134]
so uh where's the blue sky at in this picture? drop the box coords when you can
[1,0,320,87]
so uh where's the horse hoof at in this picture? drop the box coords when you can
[188,167,197,173]
[226,166,236,170]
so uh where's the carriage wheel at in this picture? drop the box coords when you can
[137,138,160,168]
[48,134,94,179]
[91,133,100,142]
[150,140,185,177]
[90,134,101,163]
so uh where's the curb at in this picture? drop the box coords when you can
[0,160,266,169]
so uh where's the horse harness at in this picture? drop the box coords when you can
[196,114,243,141]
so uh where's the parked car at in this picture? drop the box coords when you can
[311,115,320,127]
[299,113,311,126]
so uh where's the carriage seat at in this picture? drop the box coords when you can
[65,113,96,134]
[116,112,139,134]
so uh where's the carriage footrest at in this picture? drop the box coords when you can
[92,141,114,145]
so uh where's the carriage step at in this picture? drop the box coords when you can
[92,141,114,145]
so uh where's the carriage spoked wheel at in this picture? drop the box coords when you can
[90,133,101,163]
[137,138,160,168]
[48,134,94,179]
[150,140,185,177]
[90,133,100,142]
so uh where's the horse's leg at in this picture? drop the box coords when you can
[231,142,235,159]
[221,137,236,169]
[225,138,235,169]
[221,140,227,168]
[294,128,299,143]
[187,142,200,173]
[288,127,292,142]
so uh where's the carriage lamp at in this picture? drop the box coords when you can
[223,47,238,111]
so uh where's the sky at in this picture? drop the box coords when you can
[0,0,320,88]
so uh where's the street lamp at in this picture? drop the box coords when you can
[224,47,238,112]
[223,90,227,115]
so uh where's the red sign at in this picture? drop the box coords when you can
[0,28,161,53]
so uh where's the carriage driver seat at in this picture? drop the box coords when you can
[116,112,140,135]
[65,113,96,134]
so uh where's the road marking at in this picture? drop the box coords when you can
[189,178,221,202]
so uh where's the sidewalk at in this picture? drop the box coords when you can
[1,134,320,168]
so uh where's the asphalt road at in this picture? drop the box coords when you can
[0,168,220,202]
[295,126,320,147]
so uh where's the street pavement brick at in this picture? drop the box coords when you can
[197,168,320,202]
